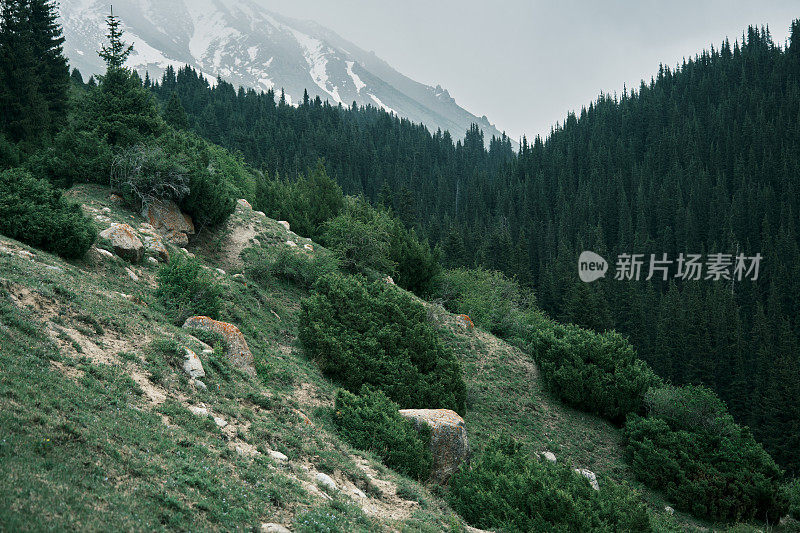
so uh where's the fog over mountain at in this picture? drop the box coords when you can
[59,0,510,145]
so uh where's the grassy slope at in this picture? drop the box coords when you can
[0,184,776,532]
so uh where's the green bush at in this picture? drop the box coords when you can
[156,254,222,325]
[334,386,432,480]
[448,434,652,532]
[244,246,339,289]
[110,144,189,207]
[781,478,800,520]
[436,268,536,337]
[255,161,344,239]
[25,128,113,187]
[299,272,466,414]
[526,324,662,423]
[0,168,96,258]
[624,408,787,523]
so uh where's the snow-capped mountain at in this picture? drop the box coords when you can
[59,0,510,144]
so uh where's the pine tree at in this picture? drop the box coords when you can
[163,91,189,129]
[29,0,69,132]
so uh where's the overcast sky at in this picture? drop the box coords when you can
[254,0,798,141]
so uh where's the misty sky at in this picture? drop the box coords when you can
[254,0,798,141]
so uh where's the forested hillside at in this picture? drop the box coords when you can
[142,23,800,476]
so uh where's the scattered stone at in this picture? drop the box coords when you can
[277,221,290,231]
[193,379,207,391]
[165,230,189,247]
[303,243,314,251]
[182,347,206,379]
[182,316,256,376]
[315,472,337,492]
[665,506,674,515]
[456,314,475,330]
[99,223,144,263]
[125,267,139,282]
[398,409,470,483]
[96,248,115,260]
[261,523,291,533]
[541,451,557,463]
[188,405,209,417]
[213,416,228,428]
[574,468,599,491]
[268,450,288,463]
[141,199,195,246]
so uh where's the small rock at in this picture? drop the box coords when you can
[96,248,115,260]
[277,221,290,231]
[213,416,228,428]
[268,450,288,463]
[352,487,367,499]
[261,524,291,533]
[216,268,226,276]
[286,240,297,248]
[232,274,246,283]
[315,472,337,492]
[188,405,209,417]
[237,199,252,210]
[146,256,160,266]
[18,250,35,260]
[541,451,557,463]
[165,230,189,247]
[182,316,256,376]
[180,248,195,258]
[201,348,214,356]
[193,379,207,391]
[101,207,111,214]
[574,468,599,491]
[44,265,62,272]
[182,347,206,379]
[385,275,395,285]
[255,210,266,217]
[109,193,123,203]
[303,243,314,251]
[125,267,139,282]
[665,506,674,515]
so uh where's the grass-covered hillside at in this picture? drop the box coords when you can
[0,184,790,532]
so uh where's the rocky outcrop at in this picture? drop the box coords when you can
[398,409,469,483]
[142,199,195,246]
[182,316,255,376]
[138,223,170,262]
[99,223,144,263]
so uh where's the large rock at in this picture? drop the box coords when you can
[138,224,170,262]
[142,199,195,245]
[182,316,255,376]
[99,223,144,263]
[574,468,599,491]
[398,409,469,483]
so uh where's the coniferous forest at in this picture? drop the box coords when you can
[142,25,800,475]
[3,0,800,528]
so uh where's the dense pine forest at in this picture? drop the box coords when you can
[136,24,800,476]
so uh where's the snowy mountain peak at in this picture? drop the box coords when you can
[59,0,509,144]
